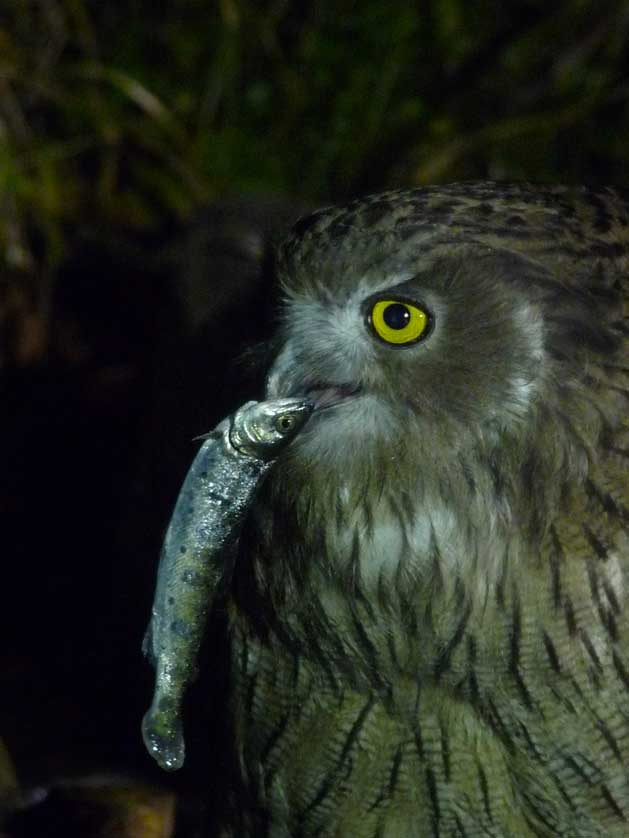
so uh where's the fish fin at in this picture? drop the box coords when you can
[193,416,230,442]
[142,621,155,665]
[192,429,223,442]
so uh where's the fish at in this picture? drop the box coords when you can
[141,397,312,771]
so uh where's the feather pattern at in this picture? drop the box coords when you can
[216,183,629,837]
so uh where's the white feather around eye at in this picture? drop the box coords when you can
[268,269,442,399]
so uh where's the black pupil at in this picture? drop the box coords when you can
[383,303,410,330]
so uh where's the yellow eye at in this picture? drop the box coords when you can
[367,299,430,346]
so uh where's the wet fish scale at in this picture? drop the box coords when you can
[142,398,312,771]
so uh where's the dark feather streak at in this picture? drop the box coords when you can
[549,525,564,609]
[542,630,561,673]
[594,717,622,762]
[583,524,609,561]
[477,759,493,823]
[601,784,627,819]
[509,595,534,709]
[434,599,472,681]
[299,694,376,819]
[425,766,441,836]
[612,650,629,691]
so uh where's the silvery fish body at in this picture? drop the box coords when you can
[142,398,312,771]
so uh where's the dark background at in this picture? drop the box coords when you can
[2,1,629,834]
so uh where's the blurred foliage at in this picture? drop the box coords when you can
[0,738,18,801]
[2,771,176,838]
[2,0,629,364]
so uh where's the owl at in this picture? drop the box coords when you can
[215,183,629,837]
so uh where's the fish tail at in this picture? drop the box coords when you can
[142,704,185,771]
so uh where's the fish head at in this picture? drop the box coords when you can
[229,398,313,457]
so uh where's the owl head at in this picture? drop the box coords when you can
[261,185,625,544]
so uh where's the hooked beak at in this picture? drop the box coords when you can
[266,344,362,412]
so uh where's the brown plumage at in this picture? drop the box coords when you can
[214,183,629,837]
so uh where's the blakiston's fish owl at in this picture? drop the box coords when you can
[217,183,629,837]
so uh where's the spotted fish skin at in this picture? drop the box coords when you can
[142,398,312,771]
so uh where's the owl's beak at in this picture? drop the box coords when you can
[298,382,362,410]
[265,344,294,399]
[265,344,362,411]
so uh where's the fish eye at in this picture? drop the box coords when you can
[275,414,296,434]
[365,297,432,346]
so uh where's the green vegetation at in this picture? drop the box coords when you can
[2,0,629,359]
